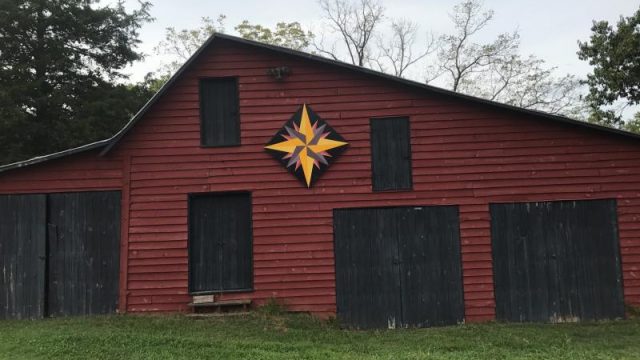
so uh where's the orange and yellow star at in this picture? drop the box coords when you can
[265,104,348,187]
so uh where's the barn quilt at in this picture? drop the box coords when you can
[265,104,348,187]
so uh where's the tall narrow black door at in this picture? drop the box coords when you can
[0,194,47,319]
[188,192,253,293]
[396,206,464,327]
[47,191,121,317]
[334,206,464,328]
[333,208,402,328]
[491,199,624,322]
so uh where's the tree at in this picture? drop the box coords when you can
[623,112,640,133]
[0,0,152,164]
[0,78,155,165]
[427,0,519,92]
[428,0,584,116]
[578,7,640,127]
[314,0,385,66]
[373,19,435,77]
[463,54,584,116]
[65,81,156,147]
[154,16,314,79]
[0,88,30,164]
[154,15,226,75]
[235,21,314,50]
[312,0,434,77]
[310,0,582,116]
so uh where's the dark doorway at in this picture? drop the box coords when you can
[47,191,121,317]
[188,192,253,294]
[333,206,464,328]
[490,199,624,322]
[0,194,47,319]
[0,191,121,319]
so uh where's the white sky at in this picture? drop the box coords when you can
[121,0,637,86]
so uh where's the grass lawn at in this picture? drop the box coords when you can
[0,312,638,359]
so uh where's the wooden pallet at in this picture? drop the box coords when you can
[188,299,252,314]
[186,312,250,319]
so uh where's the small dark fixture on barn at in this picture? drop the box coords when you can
[267,66,291,80]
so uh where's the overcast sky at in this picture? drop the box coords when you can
[121,0,637,84]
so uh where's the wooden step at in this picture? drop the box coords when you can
[188,299,252,315]
[186,312,250,319]
[187,299,251,308]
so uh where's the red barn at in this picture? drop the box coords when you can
[1,34,639,327]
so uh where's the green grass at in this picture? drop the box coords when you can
[0,313,639,359]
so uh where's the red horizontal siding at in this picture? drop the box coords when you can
[1,38,640,322]
[0,152,122,194]
[0,150,127,311]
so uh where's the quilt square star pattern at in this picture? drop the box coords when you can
[265,104,348,188]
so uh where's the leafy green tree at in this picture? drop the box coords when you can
[235,21,314,50]
[0,81,155,165]
[154,15,226,76]
[578,7,640,127]
[153,16,314,80]
[624,112,640,133]
[71,82,156,145]
[0,0,153,164]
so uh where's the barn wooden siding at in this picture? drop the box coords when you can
[1,38,640,321]
[0,153,127,312]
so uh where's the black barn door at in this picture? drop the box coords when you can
[491,199,624,322]
[396,207,464,327]
[0,195,47,319]
[334,206,464,328]
[189,192,253,293]
[47,191,121,317]
[333,208,402,328]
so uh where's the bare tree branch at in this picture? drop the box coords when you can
[374,19,435,77]
[315,0,384,66]
[431,0,519,91]
[311,32,341,61]
[428,0,585,116]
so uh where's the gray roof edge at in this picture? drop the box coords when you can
[98,32,224,155]
[214,34,640,140]
[0,139,109,174]
[101,32,640,153]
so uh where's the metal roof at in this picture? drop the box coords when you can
[0,139,109,174]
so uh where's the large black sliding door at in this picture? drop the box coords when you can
[334,206,464,328]
[47,191,121,317]
[0,191,121,319]
[0,195,47,319]
[189,192,253,293]
[491,199,624,322]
